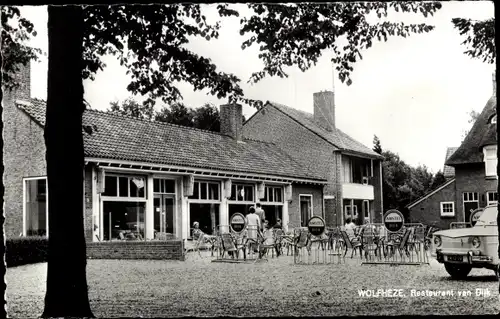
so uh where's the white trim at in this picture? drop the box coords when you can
[440,201,455,217]
[86,157,327,185]
[483,144,497,178]
[299,194,313,227]
[22,176,48,237]
[407,178,456,209]
[100,196,147,202]
[324,195,335,200]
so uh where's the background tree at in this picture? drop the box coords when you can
[109,98,155,120]
[191,103,220,132]
[430,170,447,190]
[452,17,495,64]
[155,102,194,127]
[461,109,481,141]
[1,6,42,318]
[373,135,382,154]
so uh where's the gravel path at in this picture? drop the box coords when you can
[6,251,500,317]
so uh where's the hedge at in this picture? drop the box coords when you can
[6,236,48,267]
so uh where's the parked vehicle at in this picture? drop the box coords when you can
[431,204,498,279]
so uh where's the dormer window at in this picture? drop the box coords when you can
[483,145,497,178]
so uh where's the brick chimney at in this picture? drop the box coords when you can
[313,90,335,131]
[220,103,243,141]
[3,61,32,101]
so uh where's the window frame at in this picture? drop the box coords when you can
[487,191,498,206]
[440,201,455,217]
[102,173,147,200]
[483,145,498,178]
[260,185,284,205]
[299,194,313,227]
[23,176,49,237]
[188,180,221,204]
[227,182,255,204]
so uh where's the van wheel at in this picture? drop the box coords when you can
[444,263,472,279]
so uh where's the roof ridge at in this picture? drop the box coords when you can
[85,108,231,137]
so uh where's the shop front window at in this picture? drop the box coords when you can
[103,201,146,241]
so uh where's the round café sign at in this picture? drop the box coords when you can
[230,213,247,233]
[383,209,404,233]
[308,216,326,236]
[470,208,484,226]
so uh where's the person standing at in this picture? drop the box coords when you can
[246,206,261,253]
[255,203,266,231]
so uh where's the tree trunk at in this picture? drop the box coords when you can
[0,77,8,318]
[42,6,94,318]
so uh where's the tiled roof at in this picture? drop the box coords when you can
[16,99,326,182]
[446,95,497,166]
[443,147,458,177]
[266,102,383,159]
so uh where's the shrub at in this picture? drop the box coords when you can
[6,236,48,267]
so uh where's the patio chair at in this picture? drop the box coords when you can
[408,226,425,253]
[292,228,311,257]
[361,227,380,260]
[220,233,246,260]
[259,229,277,260]
[245,225,261,259]
[383,227,413,259]
[339,230,362,258]
[273,228,284,256]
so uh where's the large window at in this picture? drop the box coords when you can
[487,192,498,205]
[483,145,497,178]
[262,186,283,203]
[188,180,221,237]
[260,185,284,226]
[24,177,48,236]
[440,202,455,217]
[342,156,372,184]
[103,201,145,241]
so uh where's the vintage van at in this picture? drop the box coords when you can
[431,204,499,279]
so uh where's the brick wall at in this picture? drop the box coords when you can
[87,240,185,260]
[287,184,323,228]
[454,163,498,220]
[3,62,47,238]
[408,180,457,229]
[243,105,337,225]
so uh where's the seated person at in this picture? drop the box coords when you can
[273,219,283,229]
[192,221,205,240]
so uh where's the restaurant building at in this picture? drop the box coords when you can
[3,63,327,242]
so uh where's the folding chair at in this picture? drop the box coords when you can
[340,230,362,258]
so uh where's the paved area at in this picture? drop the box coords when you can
[6,251,500,317]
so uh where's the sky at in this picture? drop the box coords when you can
[19,2,495,174]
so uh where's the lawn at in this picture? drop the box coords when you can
[6,251,500,317]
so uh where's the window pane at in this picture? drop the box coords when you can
[274,188,282,202]
[230,184,236,201]
[154,179,160,193]
[25,179,47,236]
[164,180,175,193]
[262,187,268,202]
[130,177,145,197]
[268,188,274,202]
[119,177,128,197]
[104,176,117,196]
[103,201,146,241]
[208,183,219,200]
[189,182,199,200]
[244,186,254,201]
[200,182,208,200]
[237,186,244,201]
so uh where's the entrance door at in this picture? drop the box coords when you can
[300,195,312,227]
[463,192,479,223]
[154,195,176,236]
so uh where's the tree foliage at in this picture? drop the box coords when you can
[452,17,495,64]
[1,6,42,89]
[108,99,223,132]
[240,2,442,86]
[372,135,382,154]
[81,3,442,109]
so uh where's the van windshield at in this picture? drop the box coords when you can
[475,206,498,226]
